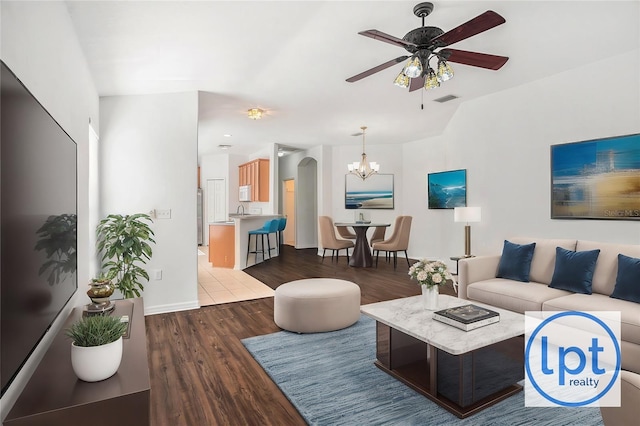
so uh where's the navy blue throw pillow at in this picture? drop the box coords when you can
[610,254,640,303]
[549,247,600,294]
[497,240,536,282]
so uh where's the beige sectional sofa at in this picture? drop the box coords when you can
[457,237,640,375]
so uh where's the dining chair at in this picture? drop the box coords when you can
[369,226,386,246]
[372,216,402,253]
[372,216,412,269]
[318,216,354,263]
[336,225,357,240]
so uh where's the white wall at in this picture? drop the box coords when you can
[0,0,99,417]
[332,142,405,225]
[100,93,199,315]
[213,52,639,270]
[402,50,640,268]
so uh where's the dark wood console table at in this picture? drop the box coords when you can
[4,298,150,426]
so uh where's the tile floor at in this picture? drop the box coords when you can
[197,246,275,306]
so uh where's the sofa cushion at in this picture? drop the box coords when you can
[611,254,640,303]
[467,279,571,314]
[543,293,640,346]
[496,240,536,282]
[549,247,600,294]
[509,238,577,285]
[577,240,640,295]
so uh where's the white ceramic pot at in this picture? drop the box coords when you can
[71,336,123,382]
[421,284,439,310]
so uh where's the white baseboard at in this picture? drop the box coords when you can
[144,300,200,316]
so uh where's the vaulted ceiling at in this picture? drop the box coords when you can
[65,1,640,156]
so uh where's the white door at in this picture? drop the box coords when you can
[283,179,295,245]
[207,178,227,223]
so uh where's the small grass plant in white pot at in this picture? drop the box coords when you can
[65,315,127,382]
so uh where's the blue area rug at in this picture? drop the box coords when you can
[242,316,603,426]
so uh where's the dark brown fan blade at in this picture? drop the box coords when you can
[442,49,509,70]
[431,11,506,48]
[358,30,416,49]
[346,56,409,83]
[408,76,425,92]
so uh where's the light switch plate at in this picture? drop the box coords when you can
[156,209,171,219]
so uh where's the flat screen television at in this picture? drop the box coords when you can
[427,169,467,209]
[1,61,78,396]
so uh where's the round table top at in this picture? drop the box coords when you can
[334,222,390,227]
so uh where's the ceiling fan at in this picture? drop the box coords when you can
[346,2,509,92]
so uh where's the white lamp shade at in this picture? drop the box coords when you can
[454,207,481,223]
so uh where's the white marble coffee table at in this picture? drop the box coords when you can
[360,295,525,418]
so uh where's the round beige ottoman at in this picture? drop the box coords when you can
[274,278,361,333]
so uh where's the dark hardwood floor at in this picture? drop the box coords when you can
[145,246,457,425]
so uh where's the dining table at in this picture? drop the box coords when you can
[334,222,390,268]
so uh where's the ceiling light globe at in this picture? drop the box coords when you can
[393,71,410,88]
[247,108,264,120]
[424,68,440,90]
[403,57,423,79]
[437,60,454,82]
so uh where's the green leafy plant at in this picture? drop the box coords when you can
[96,213,156,299]
[90,272,111,285]
[65,315,127,347]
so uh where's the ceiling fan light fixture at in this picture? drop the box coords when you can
[424,67,440,90]
[402,56,423,79]
[393,71,410,88]
[437,59,454,82]
[247,108,264,120]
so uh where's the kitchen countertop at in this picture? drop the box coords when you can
[228,214,283,220]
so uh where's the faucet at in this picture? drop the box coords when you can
[236,205,245,216]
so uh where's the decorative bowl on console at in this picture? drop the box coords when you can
[86,276,115,313]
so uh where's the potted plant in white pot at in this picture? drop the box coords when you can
[96,213,155,299]
[65,315,127,382]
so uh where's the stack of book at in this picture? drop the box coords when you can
[433,304,500,331]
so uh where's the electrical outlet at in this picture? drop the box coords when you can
[154,269,162,280]
[156,209,171,219]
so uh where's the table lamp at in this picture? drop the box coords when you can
[454,207,481,257]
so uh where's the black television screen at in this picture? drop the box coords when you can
[1,61,77,396]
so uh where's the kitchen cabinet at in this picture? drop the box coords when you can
[238,158,269,201]
[208,224,235,268]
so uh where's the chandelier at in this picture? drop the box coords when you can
[247,108,264,120]
[347,126,379,180]
[393,53,454,90]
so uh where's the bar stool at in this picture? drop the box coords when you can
[276,217,287,252]
[247,219,279,265]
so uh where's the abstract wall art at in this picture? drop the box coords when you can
[551,133,640,220]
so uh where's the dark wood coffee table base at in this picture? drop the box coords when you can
[375,322,524,418]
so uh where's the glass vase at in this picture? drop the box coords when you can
[421,284,439,310]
